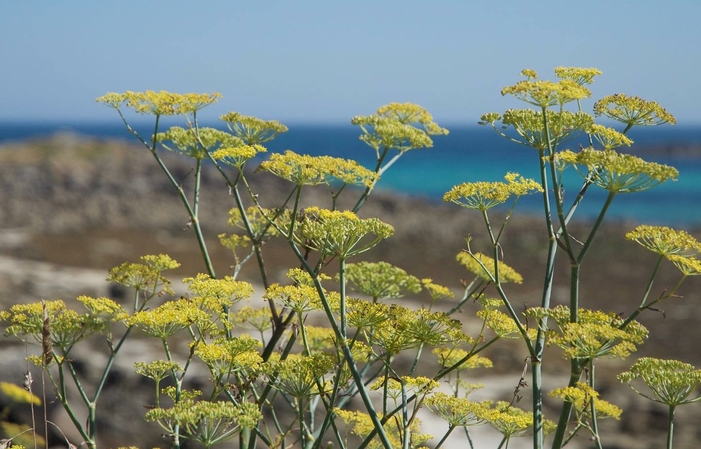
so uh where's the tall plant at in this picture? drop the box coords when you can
[2,68,700,449]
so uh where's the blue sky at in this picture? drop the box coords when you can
[2,1,699,125]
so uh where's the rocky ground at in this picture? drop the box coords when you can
[1,133,700,448]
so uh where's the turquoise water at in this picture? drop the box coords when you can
[2,122,700,226]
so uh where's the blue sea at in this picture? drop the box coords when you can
[2,121,701,227]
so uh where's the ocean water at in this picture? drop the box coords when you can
[2,121,700,226]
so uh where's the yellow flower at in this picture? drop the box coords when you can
[626,225,701,256]
[587,123,633,149]
[127,299,210,339]
[107,254,179,295]
[421,278,454,301]
[195,337,262,376]
[549,382,622,420]
[557,148,678,193]
[343,261,422,300]
[219,111,288,145]
[4,300,107,350]
[184,273,254,304]
[432,347,492,371]
[259,150,376,187]
[156,126,241,160]
[371,376,439,403]
[264,283,323,314]
[211,144,266,168]
[335,408,432,449]
[456,252,523,284]
[594,93,676,127]
[76,295,128,323]
[134,360,183,381]
[619,357,701,407]
[502,69,591,108]
[97,91,221,115]
[482,401,534,438]
[554,67,603,85]
[298,207,394,258]
[145,399,261,446]
[537,305,648,360]
[267,353,335,398]
[230,306,273,333]
[667,255,701,276]
[444,172,542,211]
[352,103,447,154]
[425,392,491,426]
[0,382,41,405]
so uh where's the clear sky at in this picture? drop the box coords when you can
[2,1,699,125]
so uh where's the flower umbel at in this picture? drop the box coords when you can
[444,173,542,211]
[618,357,701,407]
[594,94,676,127]
[298,207,394,258]
[97,91,221,115]
[557,148,678,193]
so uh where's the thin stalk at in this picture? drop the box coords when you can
[408,343,425,376]
[667,405,676,449]
[576,191,616,265]
[353,145,390,213]
[339,258,348,338]
[298,397,307,449]
[533,110,558,449]
[588,362,604,449]
[433,425,455,449]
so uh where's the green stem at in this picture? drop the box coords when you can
[588,362,604,449]
[352,145,390,213]
[339,258,348,338]
[533,110,557,449]
[433,425,455,449]
[667,405,676,449]
[576,191,616,265]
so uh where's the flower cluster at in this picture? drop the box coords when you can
[259,150,376,187]
[556,148,678,193]
[456,251,523,284]
[587,123,633,149]
[549,382,622,422]
[96,91,221,115]
[127,299,211,339]
[267,353,335,398]
[210,144,267,168]
[618,357,701,407]
[444,173,542,211]
[432,347,492,372]
[501,69,591,108]
[298,207,394,258]
[352,103,448,154]
[145,399,261,447]
[195,336,263,378]
[335,408,432,449]
[156,126,242,160]
[425,392,490,427]
[3,299,121,353]
[594,94,676,127]
[626,225,701,257]
[343,261,422,301]
[107,254,180,295]
[527,305,648,360]
[219,111,288,145]
[554,67,603,86]
[480,109,593,150]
